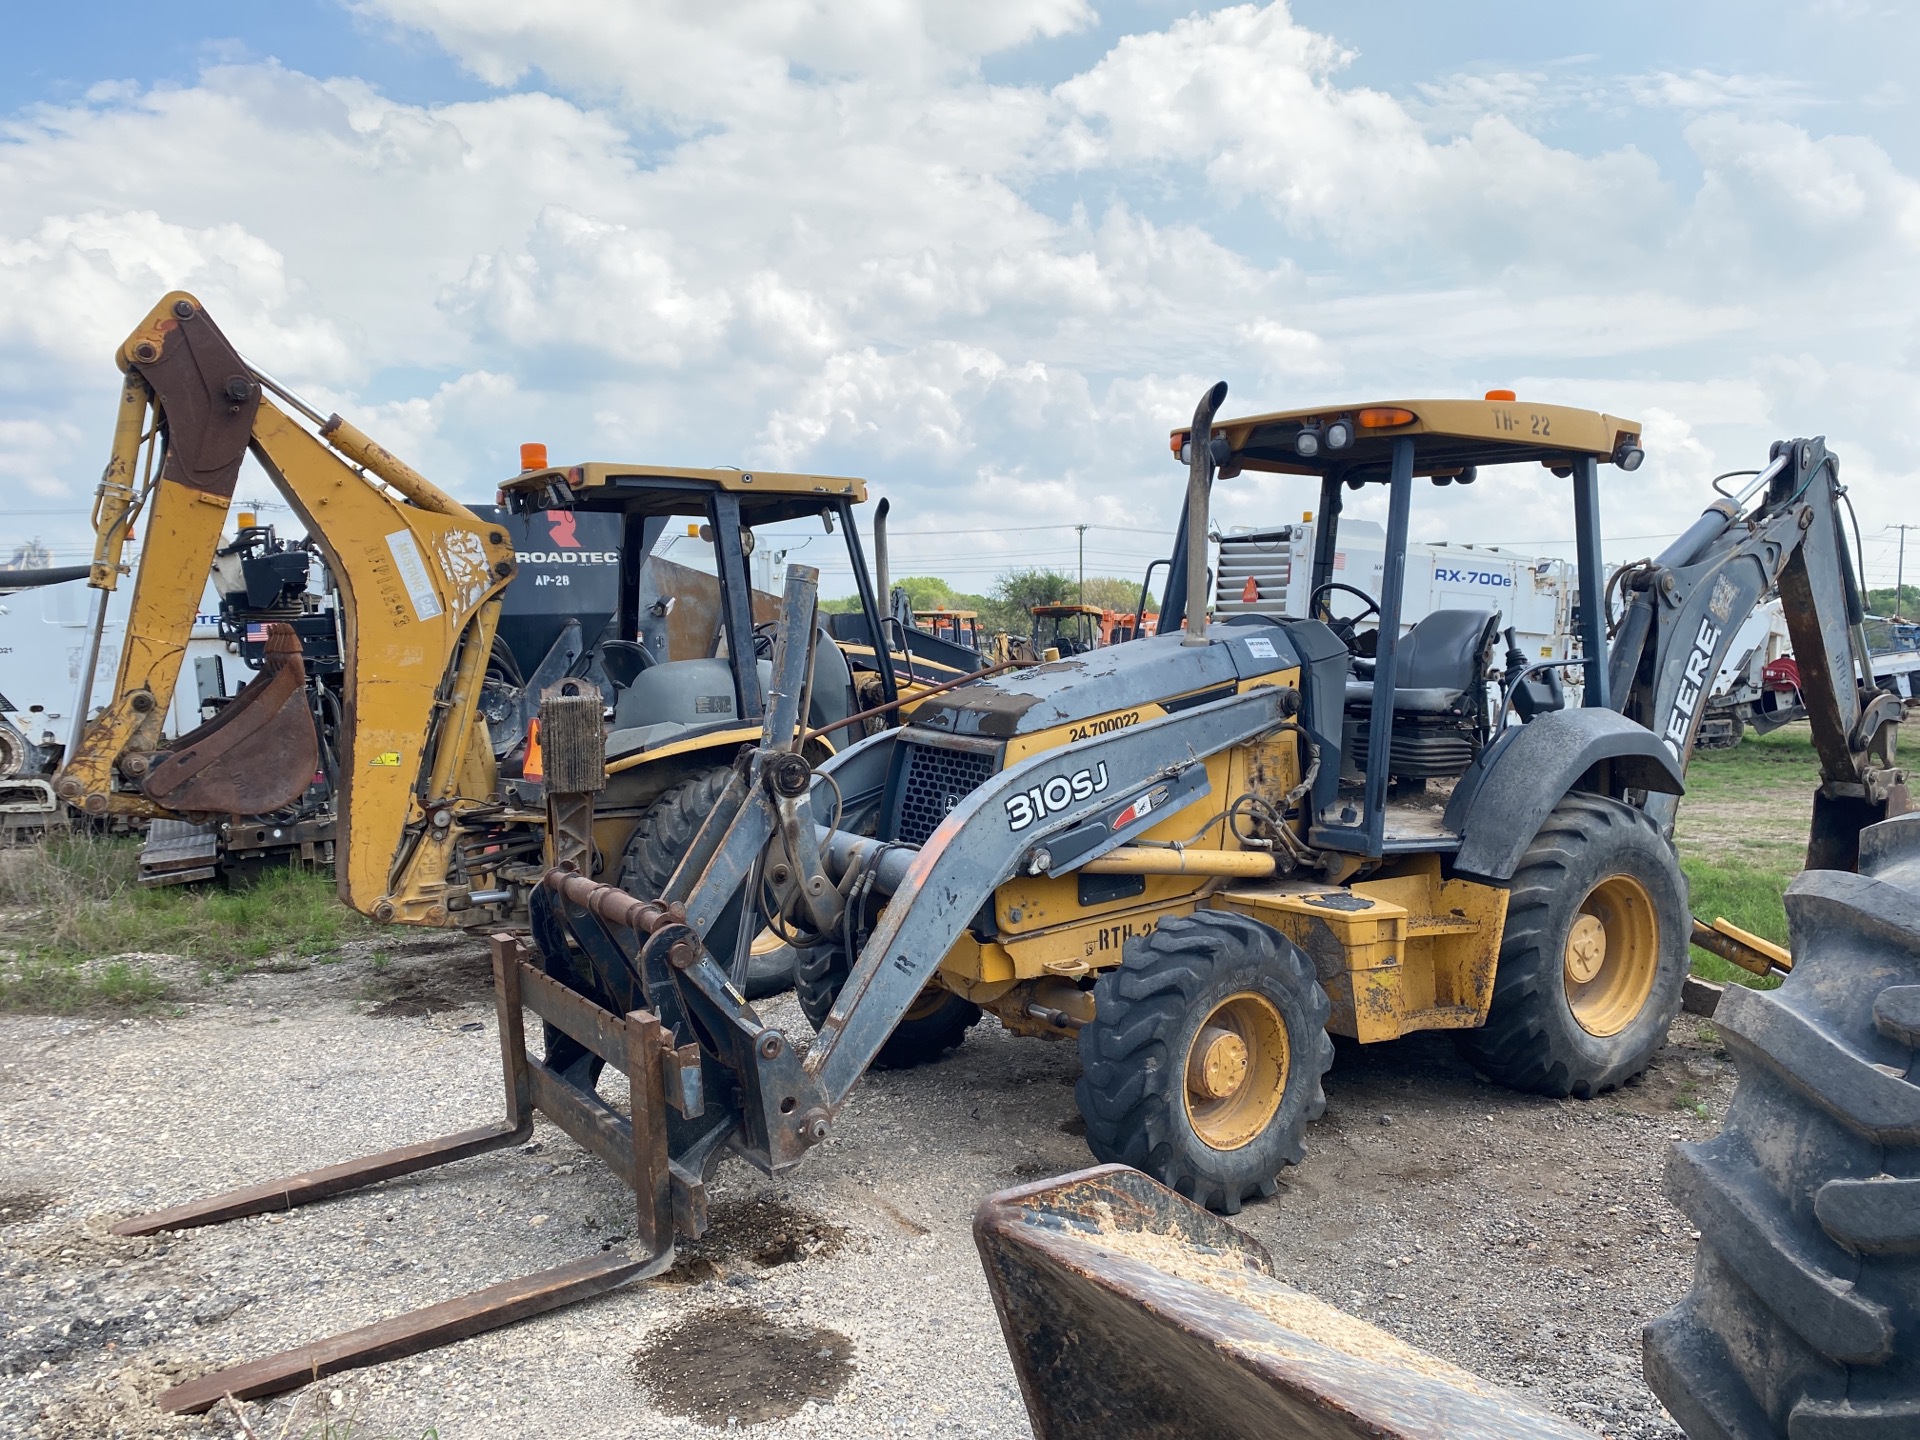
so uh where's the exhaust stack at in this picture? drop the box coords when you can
[1180,381,1229,648]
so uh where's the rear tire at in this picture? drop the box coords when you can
[795,944,981,1069]
[1643,813,1920,1440]
[1077,910,1334,1215]
[1459,793,1687,1098]
[618,766,792,999]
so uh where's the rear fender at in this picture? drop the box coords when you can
[1445,709,1683,881]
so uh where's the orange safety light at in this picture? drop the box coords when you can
[522,717,543,780]
[1240,576,1259,603]
[520,442,548,472]
[1169,430,1189,455]
[1484,389,1517,402]
[1357,407,1416,429]
[237,510,258,530]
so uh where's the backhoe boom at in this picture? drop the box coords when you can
[56,293,516,921]
[1607,436,1905,866]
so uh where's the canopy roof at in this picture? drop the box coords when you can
[1172,397,1642,483]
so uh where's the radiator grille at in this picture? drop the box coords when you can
[895,742,997,845]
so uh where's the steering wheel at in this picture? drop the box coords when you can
[1307,582,1382,648]
[751,620,781,661]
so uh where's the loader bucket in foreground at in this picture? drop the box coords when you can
[139,622,318,815]
[974,1166,1598,1440]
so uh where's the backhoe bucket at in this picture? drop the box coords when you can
[974,1166,1597,1440]
[139,622,318,815]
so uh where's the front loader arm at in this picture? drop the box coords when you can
[1608,437,1903,866]
[534,566,1294,1178]
[56,292,517,922]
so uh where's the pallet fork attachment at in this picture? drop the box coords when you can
[110,934,685,1414]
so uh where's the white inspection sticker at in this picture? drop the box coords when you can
[385,530,444,623]
[1243,635,1278,659]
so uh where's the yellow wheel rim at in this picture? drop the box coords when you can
[1183,993,1289,1152]
[903,985,949,1023]
[1564,874,1660,1037]
[750,927,787,957]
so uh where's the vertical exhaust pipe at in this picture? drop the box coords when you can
[874,496,892,621]
[1181,382,1230,648]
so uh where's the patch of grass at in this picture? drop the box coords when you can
[1673,1085,1711,1119]
[1678,723,1823,802]
[1675,724,1821,990]
[1681,852,1791,990]
[0,835,370,1013]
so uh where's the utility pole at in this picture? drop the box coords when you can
[1896,524,1918,621]
[1076,523,1088,604]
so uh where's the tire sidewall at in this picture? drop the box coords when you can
[1162,951,1324,1192]
[1523,806,1689,1085]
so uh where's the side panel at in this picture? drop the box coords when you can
[948,672,1305,971]
[1215,856,1507,1041]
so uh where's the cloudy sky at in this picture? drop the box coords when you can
[4,1,1918,598]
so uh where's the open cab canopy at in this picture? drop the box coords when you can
[501,461,867,527]
[1171,396,1643,483]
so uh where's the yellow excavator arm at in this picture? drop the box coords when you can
[55,293,515,922]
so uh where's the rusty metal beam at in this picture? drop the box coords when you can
[110,1121,529,1237]
[158,1249,652,1414]
[117,932,682,1411]
[520,960,637,1074]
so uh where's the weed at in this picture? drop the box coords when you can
[1673,1086,1711,1120]
[0,836,370,1013]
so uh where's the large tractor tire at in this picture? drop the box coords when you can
[1459,793,1688,1098]
[618,766,793,999]
[795,943,981,1069]
[1077,911,1334,1215]
[1644,813,1920,1440]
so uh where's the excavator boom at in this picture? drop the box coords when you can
[56,293,516,921]
[1607,435,1906,869]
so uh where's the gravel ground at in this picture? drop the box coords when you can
[0,940,1731,1439]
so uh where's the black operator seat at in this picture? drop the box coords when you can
[807,625,861,745]
[1345,609,1502,715]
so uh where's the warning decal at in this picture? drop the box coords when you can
[385,530,445,623]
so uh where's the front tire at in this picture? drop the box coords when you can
[1076,910,1334,1214]
[795,943,981,1069]
[618,767,792,999]
[1459,793,1688,1098]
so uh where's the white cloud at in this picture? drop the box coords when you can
[1629,69,1818,115]
[0,2,1916,591]
[357,0,1095,117]
[1055,5,1665,264]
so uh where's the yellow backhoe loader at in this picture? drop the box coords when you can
[55,294,979,994]
[105,370,1904,1415]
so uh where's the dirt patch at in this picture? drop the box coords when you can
[362,944,496,1017]
[1602,1036,1730,1120]
[662,1193,846,1283]
[0,1189,54,1227]
[634,1305,853,1426]
[28,1356,200,1440]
